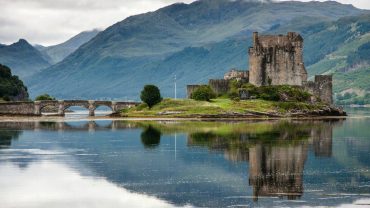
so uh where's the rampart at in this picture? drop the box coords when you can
[303,75,333,104]
[208,79,230,96]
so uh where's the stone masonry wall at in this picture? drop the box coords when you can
[209,79,230,96]
[186,85,206,98]
[249,32,308,86]
[0,102,35,115]
[303,75,333,104]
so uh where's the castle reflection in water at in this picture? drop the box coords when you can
[186,120,341,201]
[0,119,342,202]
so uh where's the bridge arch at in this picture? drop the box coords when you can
[37,101,59,115]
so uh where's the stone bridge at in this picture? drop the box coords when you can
[0,100,140,116]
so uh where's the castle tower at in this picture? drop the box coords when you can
[248,32,308,86]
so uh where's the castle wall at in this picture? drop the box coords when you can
[209,79,230,96]
[249,32,307,86]
[303,75,333,104]
[186,85,206,98]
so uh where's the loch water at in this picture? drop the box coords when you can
[0,109,369,207]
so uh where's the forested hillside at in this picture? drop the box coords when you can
[0,64,29,101]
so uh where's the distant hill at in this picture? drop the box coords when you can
[35,29,100,64]
[0,64,29,101]
[304,14,370,104]
[26,0,366,100]
[0,39,50,79]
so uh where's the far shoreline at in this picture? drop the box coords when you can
[0,114,352,123]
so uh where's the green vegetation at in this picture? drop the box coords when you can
[228,80,312,102]
[305,15,370,104]
[121,98,325,118]
[191,85,216,101]
[347,42,370,66]
[35,93,56,101]
[140,85,162,108]
[334,66,370,105]
[0,64,29,101]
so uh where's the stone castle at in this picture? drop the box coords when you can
[187,32,333,104]
[249,32,307,86]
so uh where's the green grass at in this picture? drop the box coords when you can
[121,98,325,118]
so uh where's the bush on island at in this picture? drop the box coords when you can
[140,85,162,108]
[228,80,312,102]
[191,86,216,101]
[35,94,56,101]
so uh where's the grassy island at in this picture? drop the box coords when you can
[120,98,344,118]
[120,83,346,119]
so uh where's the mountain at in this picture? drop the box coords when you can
[0,39,50,78]
[304,14,370,104]
[27,0,366,100]
[0,64,29,101]
[35,29,100,64]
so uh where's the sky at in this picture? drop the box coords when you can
[0,0,369,46]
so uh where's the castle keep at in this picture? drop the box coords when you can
[187,32,333,104]
[249,32,307,86]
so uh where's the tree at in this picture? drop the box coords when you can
[0,64,29,101]
[140,85,162,108]
[191,86,216,101]
[35,94,55,101]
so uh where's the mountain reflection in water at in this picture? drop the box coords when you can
[0,118,369,207]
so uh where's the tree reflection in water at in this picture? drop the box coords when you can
[141,125,161,149]
[0,130,22,149]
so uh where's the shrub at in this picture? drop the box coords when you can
[257,86,280,101]
[140,85,162,108]
[226,83,312,102]
[35,94,56,101]
[136,103,149,111]
[228,91,239,100]
[191,86,216,101]
[255,85,311,102]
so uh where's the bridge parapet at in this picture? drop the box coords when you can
[0,101,35,116]
[0,100,141,116]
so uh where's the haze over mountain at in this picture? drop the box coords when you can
[0,39,50,78]
[26,0,368,101]
[35,29,100,64]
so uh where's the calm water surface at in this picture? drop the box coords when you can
[0,108,369,207]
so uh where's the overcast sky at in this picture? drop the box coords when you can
[0,0,368,46]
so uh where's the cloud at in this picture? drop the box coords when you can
[0,0,368,46]
[0,0,195,46]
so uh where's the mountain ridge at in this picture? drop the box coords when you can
[35,29,100,64]
[26,0,368,100]
[0,39,50,78]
